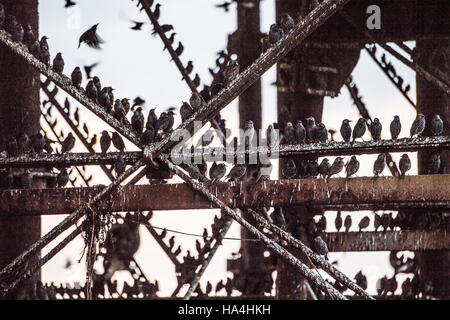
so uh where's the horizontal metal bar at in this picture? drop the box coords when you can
[0,175,448,216]
[323,230,450,252]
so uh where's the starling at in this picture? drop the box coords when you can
[271,207,287,229]
[313,236,329,260]
[399,154,411,178]
[215,1,232,12]
[187,165,201,180]
[51,52,64,75]
[20,169,33,189]
[370,118,382,142]
[280,13,295,33]
[173,41,184,57]
[17,133,33,154]
[431,114,443,136]
[100,130,111,154]
[294,120,306,144]
[306,159,319,178]
[355,271,368,290]
[31,133,46,154]
[121,98,131,115]
[173,245,181,256]
[352,118,366,143]
[306,116,316,142]
[429,153,440,174]
[374,214,382,232]
[57,168,69,187]
[189,92,203,110]
[12,23,24,43]
[78,23,103,49]
[315,123,328,142]
[107,87,115,106]
[23,25,35,47]
[164,32,176,51]
[340,119,352,142]
[112,132,125,152]
[390,115,401,140]
[7,137,19,157]
[282,159,297,179]
[153,3,161,20]
[39,37,50,66]
[358,216,370,231]
[318,158,330,178]
[65,0,77,8]
[317,215,327,233]
[226,164,246,181]
[131,107,145,134]
[410,113,425,137]
[209,162,226,184]
[266,124,278,148]
[200,85,211,102]
[146,108,158,130]
[29,40,41,58]
[83,62,99,79]
[60,132,75,153]
[98,88,111,111]
[140,127,156,145]
[114,156,126,177]
[373,154,386,177]
[284,121,296,144]
[168,236,175,250]
[159,110,175,132]
[85,80,97,100]
[344,214,352,232]
[93,76,102,93]
[268,24,284,44]
[180,101,193,122]
[185,60,193,75]
[223,60,239,85]
[346,155,360,178]
[71,66,83,87]
[131,20,144,31]
[327,157,345,180]
[335,211,343,232]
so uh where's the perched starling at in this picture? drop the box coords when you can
[335,211,343,232]
[410,113,425,137]
[114,156,126,177]
[431,114,443,136]
[146,108,158,130]
[57,168,69,187]
[399,154,411,178]
[7,137,18,157]
[12,22,24,43]
[31,133,46,154]
[271,207,286,230]
[346,155,360,178]
[180,101,193,122]
[17,133,33,154]
[51,52,65,75]
[189,92,203,110]
[140,127,156,145]
[429,153,440,174]
[390,115,401,140]
[373,154,386,177]
[185,60,193,75]
[112,132,125,152]
[164,32,176,51]
[282,159,297,179]
[306,116,316,142]
[71,66,83,87]
[284,121,296,144]
[355,271,368,290]
[306,159,319,178]
[93,76,102,93]
[85,80,97,100]
[358,216,370,231]
[131,107,145,134]
[313,236,329,260]
[187,165,201,180]
[374,214,382,232]
[266,124,278,148]
[268,23,284,44]
[78,23,103,49]
[280,13,295,33]
[173,245,181,256]
[153,3,161,20]
[352,118,366,143]
[160,110,175,132]
[23,25,35,47]
[226,164,246,181]
[327,157,345,180]
[173,41,184,58]
[318,158,331,178]
[39,36,50,66]
[294,120,306,144]
[29,40,41,58]
[98,88,111,111]
[209,162,226,184]
[315,123,328,142]
[121,98,130,115]
[100,130,111,154]
[60,132,75,153]
[344,214,352,232]
[222,60,239,85]
[200,85,211,102]
[340,119,352,142]
[370,118,382,142]
[317,215,327,233]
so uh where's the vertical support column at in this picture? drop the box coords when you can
[0,0,41,299]
[415,39,449,298]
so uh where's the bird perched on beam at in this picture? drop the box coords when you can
[280,13,295,33]
[268,23,284,45]
[100,130,111,154]
[344,214,352,232]
[335,211,343,232]
[222,60,239,85]
[180,101,193,122]
[112,132,125,152]
[327,157,344,180]
[315,123,328,142]
[78,23,103,49]
[284,121,296,145]
[358,216,370,231]
[60,132,75,153]
[71,66,82,87]
[390,115,401,140]
[131,107,145,134]
[52,53,64,75]
[340,119,352,142]
[313,236,329,260]
[431,114,443,136]
[373,154,386,177]
[410,113,425,137]
[57,168,69,188]
[318,158,330,179]
[345,155,359,178]
[399,154,411,178]
[306,117,316,142]
[226,164,246,181]
[370,118,382,142]
[294,120,306,144]
[271,207,287,230]
[282,159,297,179]
[352,118,366,143]
[209,162,226,184]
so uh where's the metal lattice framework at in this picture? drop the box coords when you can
[0,0,448,300]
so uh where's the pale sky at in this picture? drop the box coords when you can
[38,0,418,297]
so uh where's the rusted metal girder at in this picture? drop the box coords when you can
[323,230,450,252]
[1,175,448,216]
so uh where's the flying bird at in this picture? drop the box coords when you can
[131,20,145,31]
[83,62,99,79]
[78,23,103,49]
